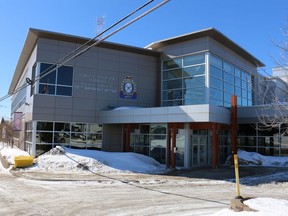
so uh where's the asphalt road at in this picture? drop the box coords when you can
[0,166,287,215]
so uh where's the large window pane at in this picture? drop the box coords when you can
[163,69,182,80]
[183,54,205,66]
[223,62,234,74]
[37,122,53,131]
[57,86,72,96]
[39,84,56,95]
[57,66,73,85]
[210,55,222,68]
[210,65,222,78]
[210,76,223,89]
[163,58,182,70]
[163,79,182,90]
[224,82,234,93]
[40,63,56,84]
[224,72,234,84]
[210,88,223,100]
[184,76,205,88]
[183,65,205,77]
[55,122,70,131]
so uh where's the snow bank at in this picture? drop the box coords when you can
[213,197,288,216]
[227,149,288,166]
[21,146,167,174]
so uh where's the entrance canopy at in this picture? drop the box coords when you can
[99,104,230,124]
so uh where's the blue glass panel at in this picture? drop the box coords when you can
[163,79,182,90]
[210,88,223,100]
[210,98,223,106]
[224,72,234,84]
[210,55,222,68]
[40,63,56,84]
[183,65,205,77]
[210,65,222,78]
[57,86,72,96]
[57,66,73,85]
[224,82,234,94]
[210,76,223,89]
[223,62,234,74]
[163,69,182,80]
[184,76,205,88]
[163,58,182,70]
[39,84,55,95]
[183,54,205,66]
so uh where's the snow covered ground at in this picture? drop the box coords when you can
[1,142,288,215]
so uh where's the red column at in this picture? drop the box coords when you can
[166,128,171,168]
[171,124,177,169]
[231,95,238,155]
[211,123,219,168]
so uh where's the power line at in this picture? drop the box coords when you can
[0,0,170,104]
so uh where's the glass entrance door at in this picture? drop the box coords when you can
[191,135,208,166]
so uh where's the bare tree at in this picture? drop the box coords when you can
[255,25,288,133]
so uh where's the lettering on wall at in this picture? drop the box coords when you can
[74,73,117,93]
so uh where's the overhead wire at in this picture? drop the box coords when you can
[0,0,170,104]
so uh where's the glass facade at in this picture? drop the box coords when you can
[162,53,206,106]
[130,124,167,164]
[25,121,102,156]
[209,55,253,107]
[161,53,253,107]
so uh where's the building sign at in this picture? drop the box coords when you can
[120,76,137,99]
[13,112,22,131]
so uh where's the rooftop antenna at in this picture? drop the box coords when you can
[96,15,106,39]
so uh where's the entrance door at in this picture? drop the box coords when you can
[191,135,208,166]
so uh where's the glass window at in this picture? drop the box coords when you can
[57,66,73,85]
[224,82,234,94]
[55,122,70,131]
[57,86,72,96]
[40,63,56,84]
[163,58,182,70]
[210,55,222,68]
[224,72,234,84]
[210,98,223,106]
[235,86,241,97]
[184,76,205,88]
[163,69,182,80]
[39,84,56,95]
[71,123,86,132]
[184,87,205,99]
[183,54,205,66]
[210,65,222,78]
[163,79,182,90]
[224,92,233,103]
[37,122,53,131]
[210,76,223,89]
[87,124,102,133]
[38,63,73,96]
[210,88,223,100]
[223,62,234,74]
[235,68,241,78]
[235,77,241,87]
[183,65,205,77]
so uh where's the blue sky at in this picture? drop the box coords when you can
[0,0,287,120]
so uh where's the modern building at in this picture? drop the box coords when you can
[9,28,288,169]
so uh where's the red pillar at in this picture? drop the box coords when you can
[231,95,238,155]
[211,123,220,168]
[171,123,177,169]
[166,128,171,168]
[231,95,238,165]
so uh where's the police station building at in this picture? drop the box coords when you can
[9,28,288,168]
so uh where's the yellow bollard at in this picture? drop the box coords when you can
[234,154,242,199]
